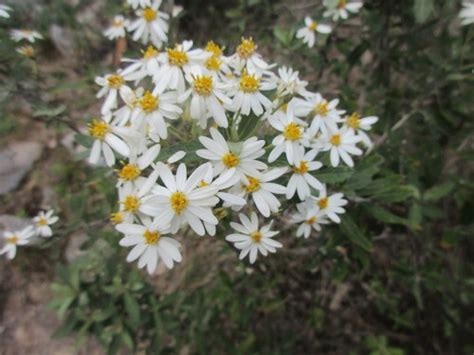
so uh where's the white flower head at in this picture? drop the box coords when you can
[121,45,162,81]
[323,0,363,21]
[322,127,363,167]
[226,212,282,264]
[459,1,474,26]
[117,219,182,274]
[128,1,169,47]
[10,29,43,43]
[0,4,12,19]
[197,128,267,178]
[127,0,152,9]
[229,37,271,74]
[33,210,59,238]
[296,17,332,48]
[291,203,329,238]
[95,72,134,115]
[0,227,34,260]
[276,66,310,98]
[343,112,378,147]
[104,15,129,40]
[306,186,348,223]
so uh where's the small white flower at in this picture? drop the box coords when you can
[0,227,34,260]
[140,163,220,236]
[234,168,288,217]
[172,5,183,17]
[128,1,169,47]
[116,144,161,188]
[95,72,133,115]
[10,29,43,43]
[296,17,331,48]
[16,45,35,58]
[286,146,324,200]
[323,0,363,21]
[276,66,310,97]
[227,70,276,116]
[322,127,363,167]
[180,72,232,128]
[88,116,135,166]
[459,1,474,26]
[268,109,307,165]
[197,128,267,178]
[33,210,59,238]
[292,93,345,136]
[117,219,182,274]
[127,0,152,9]
[229,37,271,74]
[343,112,378,147]
[0,4,12,19]
[291,203,329,238]
[104,15,129,40]
[153,40,210,93]
[226,212,282,264]
[306,186,348,223]
[121,45,161,81]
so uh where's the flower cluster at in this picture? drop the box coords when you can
[1,210,59,260]
[296,0,363,48]
[91,1,378,273]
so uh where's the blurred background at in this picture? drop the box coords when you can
[0,0,473,354]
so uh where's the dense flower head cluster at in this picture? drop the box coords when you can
[89,0,380,274]
[0,210,59,260]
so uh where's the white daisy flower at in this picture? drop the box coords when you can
[0,226,34,260]
[33,210,59,238]
[229,37,271,74]
[118,173,159,222]
[128,1,169,48]
[95,72,134,115]
[226,212,282,264]
[88,116,135,166]
[268,109,307,164]
[180,72,232,128]
[130,89,182,140]
[459,1,474,26]
[296,17,332,48]
[127,0,152,9]
[203,41,232,78]
[121,45,161,81]
[322,127,363,167]
[323,0,363,21]
[153,40,210,93]
[286,146,324,200]
[343,112,378,147]
[140,163,220,236]
[112,88,143,127]
[104,15,129,40]
[16,45,35,58]
[10,29,43,43]
[0,4,12,19]
[227,70,276,116]
[196,127,267,178]
[306,186,348,223]
[235,168,288,217]
[291,203,329,238]
[276,66,310,98]
[116,143,161,188]
[292,93,345,136]
[117,219,182,274]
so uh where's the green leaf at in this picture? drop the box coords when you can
[413,0,434,23]
[315,167,354,184]
[340,215,373,252]
[423,181,455,201]
[363,204,413,228]
[33,105,67,118]
[75,133,93,148]
[124,292,141,328]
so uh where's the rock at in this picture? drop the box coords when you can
[49,25,78,59]
[0,141,43,195]
[64,232,88,263]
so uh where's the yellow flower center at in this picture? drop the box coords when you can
[283,123,302,141]
[118,164,141,181]
[112,18,124,27]
[144,229,160,245]
[110,212,124,224]
[306,216,317,225]
[206,55,222,71]
[193,75,214,96]
[314,101,329,116]
[237,37,256,59]
[330,134,341,146]
[7,235,18,245]
[318,197,329,209]
[338,0,347,9]
[18,45,35,58]
[244,176,261,193]
[38,217,48,226]
[143,7,157,22]
[240,72,260,93]
[88,119,110,140]
[308,21,318,31]
[250,231,262,243]
[167,48,189,66]
[139,90,159,113]
[143,45,159,59]
[107,74,124,89]
[123,196,140,213]
[292,161,309,174]
[198,180,209,188]
[170,192,188,215]
[206,41,224,56]
[222,152,240,168]
[346,112,361,129]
